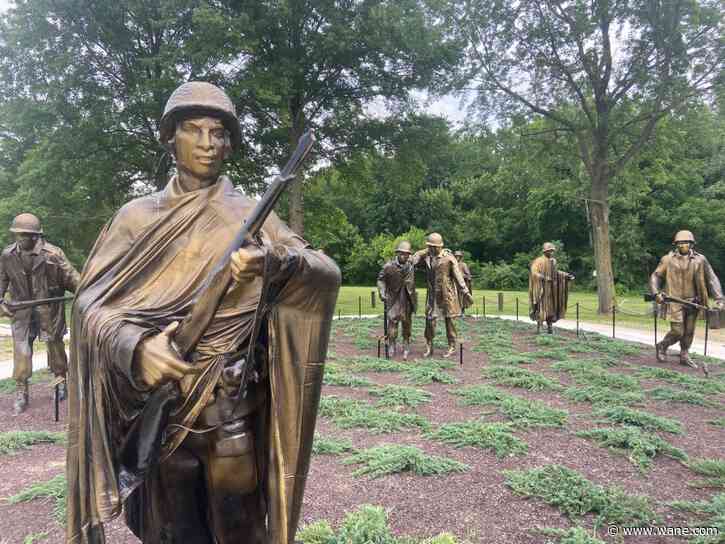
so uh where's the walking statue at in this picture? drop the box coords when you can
[377,240,416,359]
[0,213,79,414]
[650,230,723,371]
[454,250,472,312]
[66,82,340,544]
[528,242,575,334]
[412,233,472,358]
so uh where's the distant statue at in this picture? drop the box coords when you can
[650,230,724,368]
[0,213,79,414]
[65,82,340,544]
[377,240,416,359]
[412,233,472,358]
[454,250,472,312]
[528,242,574,334]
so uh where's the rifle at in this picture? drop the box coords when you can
[4,295,74,313]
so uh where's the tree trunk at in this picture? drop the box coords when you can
[589,169,615,314]
[287,116,305,236]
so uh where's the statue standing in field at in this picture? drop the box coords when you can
[66,82,340,544]
[377,240,416,359]
[650,230,724,368]
[412,233,473,358]
[454,250,472,311]
[528,242,574,334]
[0,213,79,414]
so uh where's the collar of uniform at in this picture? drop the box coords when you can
[163,174,234,203]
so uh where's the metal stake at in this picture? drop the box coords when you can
[377,339,381,358]
[54,384,59,422]
[358,296,362,319]
[515,297,519,321]
[483,296,486,319]
[704,313,709,357]
[612,304,616,338]
[459,342,463,366]
[371,290,376,309]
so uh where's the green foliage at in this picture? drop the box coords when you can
[318,396,429,434]
[368,385,432,407]
[403,364,458,385]
[576,426,688,471]
[426,421,527,457]
[343,444,468,478]
[670,493,725,544]
[504,465,657,526]
[537,527,605,544]
[709,417,725,428]
[648,387,721,408]
[298,505,463,544]
[686,459,725,489]
[8,473,66,524]
[0,431,66,455]
[312,435,354,456]
[340,356,406,373]
[635,367,725,395]
[323,364,375,388]
[0,369,52,394]
[564,386,644,406]
[453,384,511,406]
[498,397,568,428]
[591,407,683,434]
[551,361,640,391]
[23,533,49,544]
[483,366,562,391]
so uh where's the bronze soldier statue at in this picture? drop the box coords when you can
[66,82,340,544]
[377,241,416,359]
[650,230,724,368]
[0,213,79,414]
[412,233,472,358]
[529,242,574,334]
[454,250,472,312]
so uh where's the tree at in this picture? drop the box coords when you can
[226,0,462,234]
[450,0,722,312]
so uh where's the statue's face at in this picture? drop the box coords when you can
[428,245,442,257]
[174,116,226,181]
[544,250,555,259]
[676,241,692,255]
[15,233,37,251]
[455,255,462,262]
[397,252,410,264]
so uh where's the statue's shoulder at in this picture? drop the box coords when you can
[0,244,15,258]
[40,241,65,258]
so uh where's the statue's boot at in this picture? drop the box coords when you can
[402,342,410,361]
[679,351,697,369]
[655,342,668,363]
[50,375,67,401]
[443,345,456,358]
[13,382,29,415]
[546,322,553,334]
[423,342,433,358]
[389,340,397,357]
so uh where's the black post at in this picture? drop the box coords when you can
[338,309,341,321]
[54,384,59,422]
[515,297,519,321]
[383,299,389,359]
[704,313,709,357]
[459,342,463,366]
[371,290,376,309]
[358,296,362,319]
[612,304,616,339]
[377,338,381,358]
[497,292,503,313]
[576,302,580,337]
[653,303,658,347]
[483,296,486,319]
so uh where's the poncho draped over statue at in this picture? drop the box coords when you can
[66,176,340,544]
[528,256,570,323]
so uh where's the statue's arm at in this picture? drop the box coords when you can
[57,249,81,293]
[650,256,668,295]
[703,257,724,302]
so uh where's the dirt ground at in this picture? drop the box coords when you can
[1,316,723,543]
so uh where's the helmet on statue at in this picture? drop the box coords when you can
[673,230,695,244]
[426,233,444,247]
[395,241,412,254]
[10,213,42,234]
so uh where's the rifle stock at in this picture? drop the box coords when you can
[5,295,74,312]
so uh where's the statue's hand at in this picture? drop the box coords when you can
[463,290,474,307]
[0,302,14,318]
[568,274,576,281]
[230,244,267,283]
[655,292,666,304]
[134,322,199,389]
[716,299,725,310]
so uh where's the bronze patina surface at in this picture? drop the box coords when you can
[650,230,723,367]
[528,242,574,334]
[454,251,472,311]
[377,240,416,359]
[0,212,79,413]
[65,82,340,544]
[412,233,472,358]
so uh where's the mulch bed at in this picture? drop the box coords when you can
[1,316,723,543]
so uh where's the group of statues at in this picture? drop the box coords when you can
[0,81,723,544]
[376,234,473,360]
